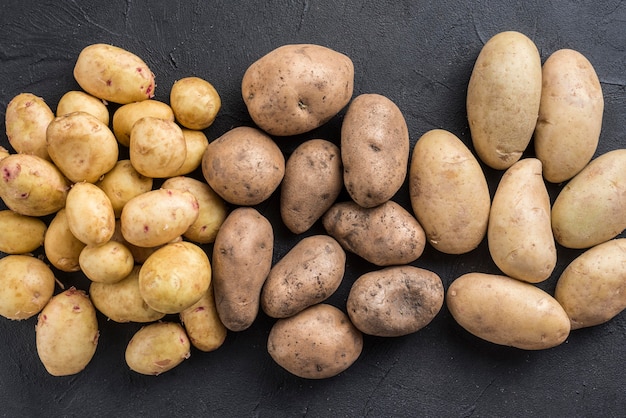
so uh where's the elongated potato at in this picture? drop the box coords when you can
[125,322,190,376]
[112,100,174,147]
[95,160,153,218]
[44,209,86,272]
[129,116,187,178]
[5,92,54,161]
[65,182,115,246]
[180,284,227,352]
[0,210,47,254]
[56,90,109,125]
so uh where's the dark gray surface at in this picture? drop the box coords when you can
[1,1,625,417]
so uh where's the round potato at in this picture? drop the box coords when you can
[56,90,109,125]
[180,284,227,352]
[65,182,116,246]
[95,159,153,218]
[129,116,187,178]
[267,303,363,379]
[0,210,47,254]
[112,100,174,147]
[44,209,86,272]
[242,43,354,136]
[170,129,209,177]
[125,322,190,376]
[170,76,221,130]
[5,92,54,161]
[79,240,134,284]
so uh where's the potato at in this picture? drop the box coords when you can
[35,287,99,376]
[341,93,409,208]
[212,207,273,331]
[46,111,119,183]
[0,153,69,217]
[180,284,227,352]
[555,238,626,330]
[280,139,342,234]
[346,266,444,337]
[139,241,212,314]
[89,266,165,323]
[112,100,174,147]
[161,176,227,244]
[129,116,187,178]
[447,273,570,350]
[467,31,542,170]
[0,146,10,161]
[65,182,115,246]
[242,43,354,136]
[0,255,56,320]
[409,129,490,254]
[5,92,54,161]
[170,76,221,130]
[322,200,426,266]
[79,241,134,284]
[488,158,556,283]
[44,209,86,272]
[552,149,626,249]
[170,129,209,177]
[73,43,155,104]
[534,49,603,183]
[56,90,109,125]
[95,160,153,218]
[267,304,363,379]
[110,219,179,264]
[261,235,345,318]
[125,322,190,376]
[0,210,47,254]
[120,188,199,248]
[202,126,285,206]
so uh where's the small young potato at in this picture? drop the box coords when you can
[280,139,342,234]
[56,90,109,125]
[89,266,165,323]
[0,154,70,217]
[212,207,274,331]
[125,322,190,376]
[341,94,409,208]
[129,116,187,178]
[170,129,209,177]
[73,43,155,104]
[79,241,134,284]
[488,158,556,283]
[261,235,346,319]
[35,287,99,376]
[0,210,47,254]
[555,238,626,330]
[95,159,153,218]
[110,219,179,264]
[139,241,212,314]
[202,126,285,206]
[112,100,175,147]
[46,111,119,183]
[534,49,603,183]
[267,304,363,379]
[322,200,426,267]
[44,209,86,272]
[552,149,626,249]
[161,176,228,244]
[447,273,571,350]
[170,76,221,130]
[5,92,55,161]
[467,31,542,170]
[346,266,444,337]
[0,255,56,320]
[180,284,227,352]
[65,182,116,246]
[242,44,354,136]
[120,188,199,248]
[409,129,490,255]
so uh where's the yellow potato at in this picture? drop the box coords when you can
[95,160,153,218]
[79,241,134,284]
[0,210,47,254]
[170,76,221,130]
[44,209,86,272]
[180,284,227,352]
[125,322,190,376]
[0,146,9,161]
[56,90,109,125]
[65,182,116,246]
[5,92,54,161]
[170,129,209,177]
[112,100,174,147]
[129,116,187,178]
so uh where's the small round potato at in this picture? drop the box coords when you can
[125,322,190,376]
[44,209,86,272]
[170,76,221,130]
[180,284,227,352]
[129,116,187,178]
[65,182,116,246]
[170,129,209,177]
[56,90,109,125]
[112,100,175,147]
[5,92,55,161]
[79,241,134,284]
[0,210,47,254]
[95,159,154,218]
[267,303,363,379]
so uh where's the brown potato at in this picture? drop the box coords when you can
[95,159,153,218]
[170,76,221,130]
[0,210,47,254]
[56,90,109,125]
[112,100,174,147]
[129,116,187,178]
[180,284,227,352]
[125,322,190,376]
[65,182,116,246]
[5,92,54,161]
[44,209,86,272]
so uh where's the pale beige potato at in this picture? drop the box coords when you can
[0,154,69,216]
[129,116,187,178]
[56,90,109,125]
[534,49,603,183]
[120,188,199,248]
[73,43,155,104]
[0,255,55,320]
[488,158,556,283]
[110,219,181,264]
[267,303,363,379]
[65,182,115,246]
[555,238,626,330]
[0,210,47,254]
[212,207,273,331]
[552,149,626,249]
[261,235,345,318]
[112,100,174,147]
[467,31,542,170]
[170,76,221,130]
[322,200,426,266]
[125,322,190,376]
[89,266,165,323]
[46,111,119,183]
[5,92,54,160]
[242,44,354,136]
[409,129,490,254]
[180,284,227,352]
[95,159,153,218]
[79,241,134,284]
[341,94,409,208]
[170,129,209,176]
[447,273,571,350]
[44,209,86,272]
[0,146,9,160]
[35,287,99,376]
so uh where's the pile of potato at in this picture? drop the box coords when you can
[0,32,624,379]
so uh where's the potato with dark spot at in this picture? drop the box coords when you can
[0,210,47,254]
[125,322,190,376]
[5,93,55,161]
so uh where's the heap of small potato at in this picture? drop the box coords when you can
[0,33,625,380]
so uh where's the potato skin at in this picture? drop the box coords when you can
[170,76,221,130]
[125,322,190,376]
[0,210,47,254]
[347,266,444,337]
[129,116,187,178]
[447,273,571,350]
[467,31,542,170]
[341,94,409,208]
[267,304,363,379]
[5,92,54,161]
[180,284,227,352]
[65,182,116,246]
[242,44,354,136]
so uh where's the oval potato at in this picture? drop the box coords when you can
[44,209,86,272]
[129,116,187,178]
[125,322,190,376]
[65,182,116,246]
[112,100,174,147]
[95,159,153,218]
[170,129,209,177]
[180,284,227,352]
[79,240,134,284]
[0,210,47,254]
[5,92,54,161]
[56,90,109,125]
[170,76,221,130]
